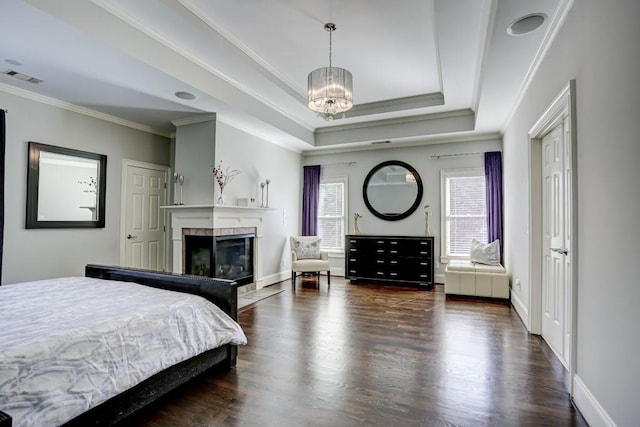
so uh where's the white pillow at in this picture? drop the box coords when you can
[470,239,501,266]
[292,237,321,260]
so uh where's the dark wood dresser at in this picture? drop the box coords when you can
[345,235,434,288]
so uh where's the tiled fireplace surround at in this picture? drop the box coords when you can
[164,205,267,289]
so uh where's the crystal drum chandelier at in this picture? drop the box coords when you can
[307,23,353,116]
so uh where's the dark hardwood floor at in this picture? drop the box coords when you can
[130,277,587,426]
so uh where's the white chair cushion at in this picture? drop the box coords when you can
[292,258,330,272]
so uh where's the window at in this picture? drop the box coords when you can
[441,169,487,260]
[318,177,347,252]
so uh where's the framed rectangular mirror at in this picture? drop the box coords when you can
[26,141,107,229]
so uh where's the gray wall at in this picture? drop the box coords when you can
[215,121,302,280]
[174,117,216,205]
[1,91,170,284]
[502,0,640,424]
[303,138,502,277]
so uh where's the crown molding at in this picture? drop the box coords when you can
[171,113,217,127]
[0,82,169,137]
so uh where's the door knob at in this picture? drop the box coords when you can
[127,234,138,240]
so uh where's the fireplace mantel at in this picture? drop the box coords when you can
[161,204,274,288]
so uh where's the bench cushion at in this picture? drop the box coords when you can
[445,260,509,299]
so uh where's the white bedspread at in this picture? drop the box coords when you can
[0,276,247,427]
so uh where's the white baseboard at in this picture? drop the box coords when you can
[510,290,530,330]
[258,271,290,289]
[435,273,445,284]
[573,374,617,426]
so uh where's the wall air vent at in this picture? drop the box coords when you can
[371,140,391,145]
[2,70,43,84]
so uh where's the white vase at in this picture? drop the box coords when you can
[425,212,431,236]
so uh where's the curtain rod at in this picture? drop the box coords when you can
[430,152,484,160]
[320,161,356,167]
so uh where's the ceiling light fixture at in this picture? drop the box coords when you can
[507,14,546,36]
[307,22,353,117]
[175,91,196,100]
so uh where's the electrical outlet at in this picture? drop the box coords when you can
[515,279,521,289]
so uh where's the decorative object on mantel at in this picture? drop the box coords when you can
[353,212,362,235]
[173,173,185,205]
[212,161,240,205]
[424,205,431,236]
[265,179,271,208]
[260,182,265,207]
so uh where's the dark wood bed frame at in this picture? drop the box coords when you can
[0,264,241,427]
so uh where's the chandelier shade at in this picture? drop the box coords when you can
[307,66,353,114]
[307,23,353,116]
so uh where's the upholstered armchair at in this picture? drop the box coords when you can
[290,236,331,288]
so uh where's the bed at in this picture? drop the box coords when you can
[0,264,247,427]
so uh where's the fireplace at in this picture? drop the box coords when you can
[184,233,255,286]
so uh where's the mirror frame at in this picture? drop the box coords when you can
[362,160,423,221]
[26,141,107,229]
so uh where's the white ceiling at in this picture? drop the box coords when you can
[0,0,571,152]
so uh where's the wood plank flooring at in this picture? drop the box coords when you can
[129,277,587,426]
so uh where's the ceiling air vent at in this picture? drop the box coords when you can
[371,140,391,145]
[2,70,43,84]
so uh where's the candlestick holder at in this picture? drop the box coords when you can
[179,174,184,205]
[173,173,179,205]
[265,179,271,208]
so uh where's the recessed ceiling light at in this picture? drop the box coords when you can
[175,91,197,101]
[5,59,23,66]
[507,13,546,36]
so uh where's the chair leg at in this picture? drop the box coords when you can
[327,271,330,286]
[291,272,296,288]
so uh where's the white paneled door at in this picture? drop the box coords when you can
[541,121,571,366]
[122,162,168,271]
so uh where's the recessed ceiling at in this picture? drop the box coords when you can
[0,0,572,151]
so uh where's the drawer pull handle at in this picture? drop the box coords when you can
[390,241,398,245]
[377,249,384,253]
[390,250,398,254]
[390,261,398,264]
[420,262,427,266]
[377,240,384,244]
[390,273,398,276]
[377,260,384,264]
[420,274,427,278]
[421,242,428,245]
[376,272,384,276]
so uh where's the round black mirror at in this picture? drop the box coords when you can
[363,160,423,221]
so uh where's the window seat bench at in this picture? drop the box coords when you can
[444,260,509,299]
